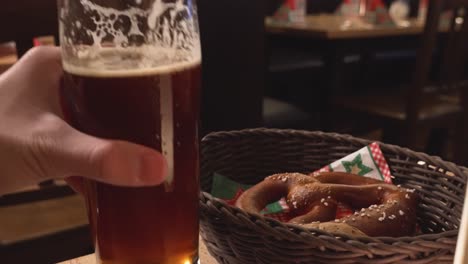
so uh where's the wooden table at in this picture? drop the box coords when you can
[0,192,216,264]
[0,192,217,263]
[0,195,87,245]
[0,194,92,263]
[265,14,446,129]
[266,15,427,40]
[59,239,218,264]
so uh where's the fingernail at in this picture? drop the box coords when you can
[139,153,167,185]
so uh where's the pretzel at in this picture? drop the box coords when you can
[236,172,418,237]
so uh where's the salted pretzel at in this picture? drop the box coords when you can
[236,172,418,237]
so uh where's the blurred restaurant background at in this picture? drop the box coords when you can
[1,0,468,263]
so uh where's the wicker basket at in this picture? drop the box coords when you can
[199,129,467,264]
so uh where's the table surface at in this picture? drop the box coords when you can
[0,192,217,263]
[266,15,428,39]
[0,194,88,245]
[59,238,218,264]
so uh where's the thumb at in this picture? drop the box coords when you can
[50,126,168,187]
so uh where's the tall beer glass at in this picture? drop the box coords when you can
[57,1,201,263]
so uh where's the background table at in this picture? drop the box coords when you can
[265,14,448,130]
[266,15,427,39]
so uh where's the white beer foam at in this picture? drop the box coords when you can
[61,0,200,76]
[63,48,201,77]
[79,0,147,47]
[76,0,198,50]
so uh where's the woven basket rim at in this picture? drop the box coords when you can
[201,191,459,243]
[200,128,467,244]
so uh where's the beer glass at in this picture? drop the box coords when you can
[57,1,201,263]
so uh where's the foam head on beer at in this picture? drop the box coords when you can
[59,0,202,263]
[61,0,201,75]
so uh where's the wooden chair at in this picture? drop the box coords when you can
[332,0,468,163]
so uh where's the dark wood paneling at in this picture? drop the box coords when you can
[0,0,58,56]
[198,0,266,134]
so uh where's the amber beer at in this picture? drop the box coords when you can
[63,57,201,264]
